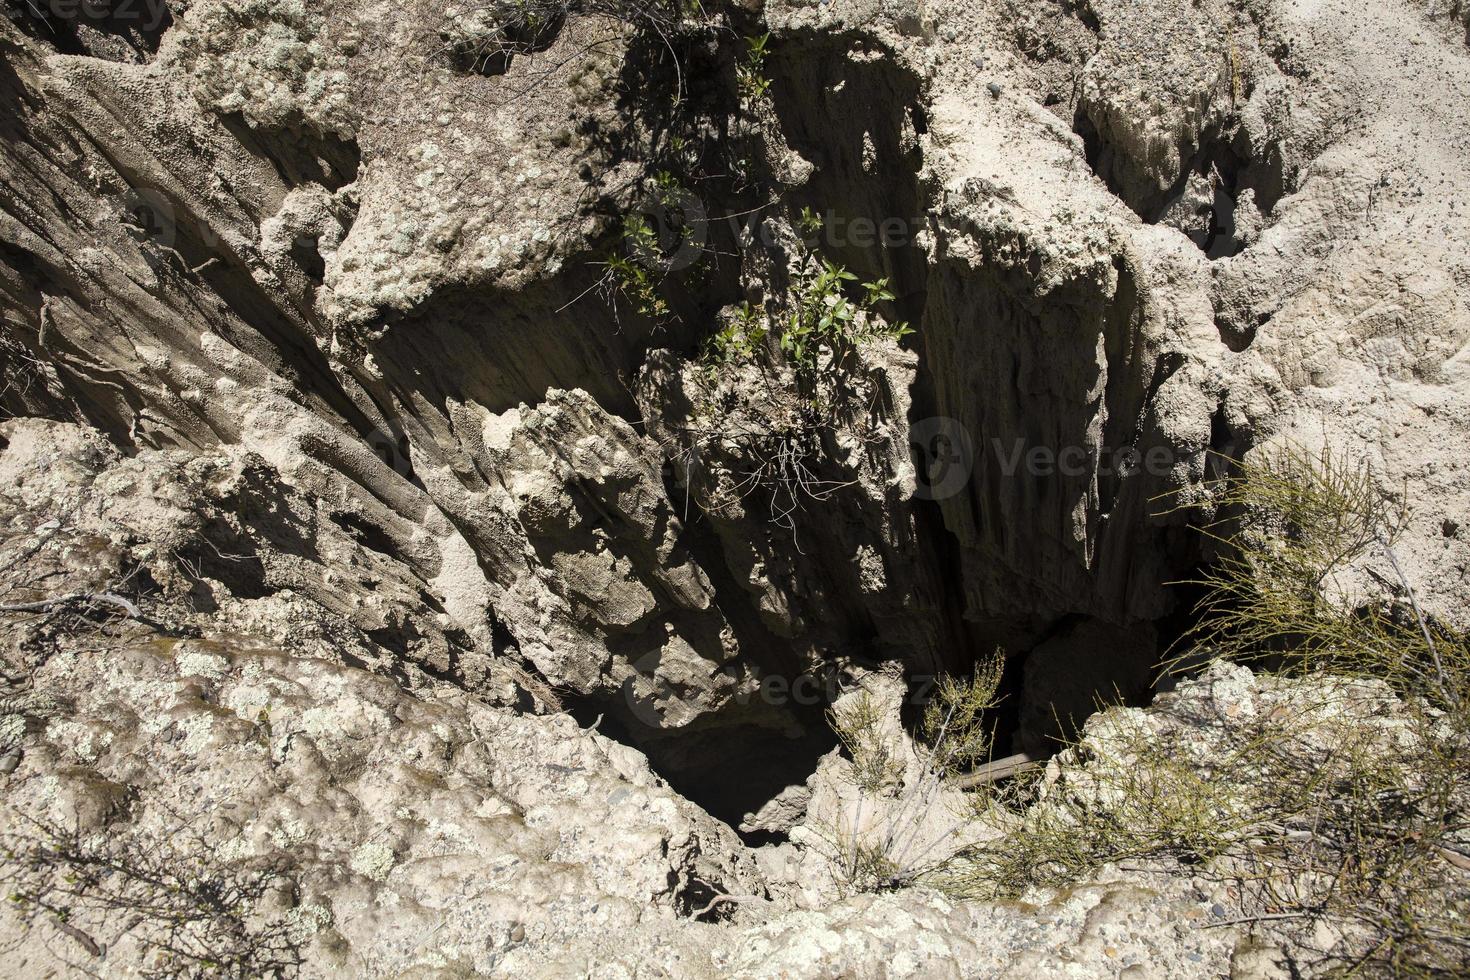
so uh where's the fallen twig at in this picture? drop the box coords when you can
[690,892,766,919]
[0,592,141,619]
[1204,911,1314,929]
[954,752,1040,790]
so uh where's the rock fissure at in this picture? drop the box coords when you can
[2,0,1469,971]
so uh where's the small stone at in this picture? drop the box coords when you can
[1211,903,1227,918]
[987,82,1003,98]
[0,750,19,774]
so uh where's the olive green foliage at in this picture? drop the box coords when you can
[680,248,912,531]
[700,253,910,386]
[938,445,1470,975]
[778,259,911,382]
[797,205,824,238]
[1183,443,1468,717]
[829,687,901,797]
[737,32,772,102]
[604,169,709,319]
[700,301,767,372]
[823,654,1005,894]
[605,214,672,320]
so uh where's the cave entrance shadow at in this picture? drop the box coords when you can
[569,695,838,842]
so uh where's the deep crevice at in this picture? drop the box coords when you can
[5,0,174,61]
[1074,108,1287,260]
[219,114,361,192]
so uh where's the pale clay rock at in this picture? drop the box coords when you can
[1,0,1468,974]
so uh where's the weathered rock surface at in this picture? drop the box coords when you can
[1,0,1468,972]
[5,0,1468,743]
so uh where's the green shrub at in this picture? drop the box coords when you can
[775,258,910,384]
[695,252,909,389]
[667,241,912,532]
[933,444,1470,974]
[737,32,772,103]
[1180,443,1468,718]
[821,655,1005,894]
[605,214,672,320]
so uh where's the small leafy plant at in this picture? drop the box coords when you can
[737,32,772,103]
[797,205,824,239]
[703,255,910,383]
[605,214,672,320]
[701,302,768,372]
[673,238,914,533]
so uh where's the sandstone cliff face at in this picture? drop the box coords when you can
[4,0,1467,748]
[1,0,1468,972]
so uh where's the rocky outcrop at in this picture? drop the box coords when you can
[6,0,1468,748]
[0,628,765,977]
[1,0,1469,970]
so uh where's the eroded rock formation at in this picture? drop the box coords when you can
[1,0,1468,972]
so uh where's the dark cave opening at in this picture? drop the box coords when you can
[352,23,1221,839]
[586,700,839,840]
[558,665,841,842]
[1072,107,1287,261]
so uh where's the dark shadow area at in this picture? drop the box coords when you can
[767,30,930,330]
[370,262,645,422]
[569,688,838,839]
[219,114,361,192]
[5,0,173,61]
[449,12,566,76]
[1074,109,1286,259]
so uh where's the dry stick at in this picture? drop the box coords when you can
[0,592,141,619]
[690,892,765,918]
[52,920,102,959]
[1376,534,1449,703]
[954,752,1041,790]
[1204,911,1314,929]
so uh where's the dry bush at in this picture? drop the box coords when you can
[1183,443,1468,717]
[937,444,1470,974]
[821,654,1006,894]
[0,809,303,978]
